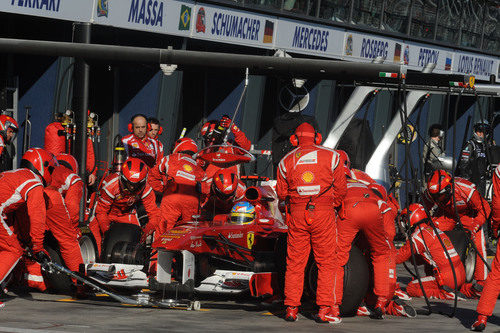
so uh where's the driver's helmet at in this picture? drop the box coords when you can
[427,169,452,204]
[230,201,256,225]
[212,168,238,200]
[120,157,148,193]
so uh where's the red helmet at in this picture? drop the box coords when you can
[402,203,429,227]
[200,120,224,147]
[21,148,57,187]
[427,169,452,203]
[336,150,351,176]
[212,168,238,200]
[56,153,79,174]
[173,137,198,155]
[0,115,18,142]
[120,158,148,193]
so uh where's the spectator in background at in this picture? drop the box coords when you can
[422,124,444,182]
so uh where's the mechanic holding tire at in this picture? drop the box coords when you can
[276,122,347,324]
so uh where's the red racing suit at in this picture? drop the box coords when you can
[424,177,491,282]
[0,169,46,286]
[44,122,96,176]
[89,173,160,254]
[396,222,466,298]
[335,180,392,304]
[147,153,204,234]
[50,165,83,228]
[122,134,162,168]
[476,165,500,316]
[277,145,346,307]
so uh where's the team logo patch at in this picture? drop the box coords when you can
[97,0,108,17]
[183,164,193,173]
[443,237,452,248]
[301,171,315,183]
[295,152,301,158]
[131,142,139,148]
[247,231,255,249]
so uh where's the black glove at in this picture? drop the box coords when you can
[57,130,66,137]
[33,249,51,265]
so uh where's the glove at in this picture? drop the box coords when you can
[141,223,156,243]
[33,249,51,265]
[220,116,240,133]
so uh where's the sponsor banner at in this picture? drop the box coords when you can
[274,18,344,58]
[3,0,93,22]
[453,51,498,81]
[401,41,453,74]
[93,0,193,37]
[191,4,276,49]
[343,31,399,64]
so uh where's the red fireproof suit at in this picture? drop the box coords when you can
[476,165,500,316]
[396,223,466,298]
[50,165,83,228]
[424,177,490,282]
[44,122,96,175]
[148,153,204,234]
[0,169,46,285]
[122,134,162,168]
[277,145,347,307]
[335,179,392,304]
[89,173,160,254]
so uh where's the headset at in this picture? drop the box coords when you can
[289,127,322,146]
[128,114,151,133]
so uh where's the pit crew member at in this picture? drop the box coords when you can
[122,114,162,168]
[277,122,347,323]
[201,167,246,218]
[0,115,18,172]
[147,117,164,164]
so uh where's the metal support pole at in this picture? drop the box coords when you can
[71,22,91,226]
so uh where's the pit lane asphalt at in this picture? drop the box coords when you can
[1,264,499,332]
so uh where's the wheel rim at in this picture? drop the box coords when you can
[80,235,97,264]
[465,247,476,283]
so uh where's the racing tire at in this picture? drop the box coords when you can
[101,223,142,263]
[43,245,73,294]
[305,245,369,317]
[444,230,476,282]
[79,233,98,264]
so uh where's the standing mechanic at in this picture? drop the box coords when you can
[147,117,164,163]
[89,157,160,255]
[122,114,162,168]
[0,115,18,172]
[397,203,466,300]
[276,122,346,323]
[471,164,500,331]
[44,113,97,185]
[147,138,204,235]
[424,169,491,291]
[458,121,491,195]
[0,148,54,299]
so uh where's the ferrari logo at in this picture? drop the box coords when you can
[183,164,193,173]
[247,231,255,249]
[295,152,301,158]
[301,171,315,183]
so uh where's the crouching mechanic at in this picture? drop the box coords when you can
[334,179,393,319]
[146,138,204,235]
[424,169,490,293]
[89,157,160,255]
[0,148,54,300]
[277,122,347,323]
[397,203,466,300]
[471,164,500,331]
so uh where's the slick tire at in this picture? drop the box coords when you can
[305,245,369,317]
[444,230,476,282]
[79,233,98,264]
[43,245,73,294]
[101,223,142,263]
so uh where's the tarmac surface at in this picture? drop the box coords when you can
[0,262,499,332]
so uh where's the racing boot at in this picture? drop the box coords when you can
[394,283,412,301]
[440,286,466,300]
[356,305,371,317]
[385,299,417,318]
[284,306,298,322]
[471,314,487,332]
[315,305,341,324]
[370,297,387,319]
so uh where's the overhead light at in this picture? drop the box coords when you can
[160,63,177,76]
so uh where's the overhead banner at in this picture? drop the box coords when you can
[93,0,193,37]
[453,51,498,81]
[191,4,276,49]
[343,31,399,64]
[274,18,344,58]
[400,41,453,74]
[3,0,93,22]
